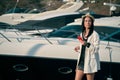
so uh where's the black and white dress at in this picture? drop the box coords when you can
[77,37,87,70]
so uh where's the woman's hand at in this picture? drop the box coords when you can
[79,40,85,45]
[74,46,80,52]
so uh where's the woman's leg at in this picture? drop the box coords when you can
[75,69,84,80]
[86,73,95,80]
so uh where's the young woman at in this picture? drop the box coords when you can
[74,13,100,80]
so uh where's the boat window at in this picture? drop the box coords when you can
[38,25,120,42]
[6,8,27,13]
[5,8,40,14]
[60,25,81,32]
[46,25,81,38]
[95,26,120,42]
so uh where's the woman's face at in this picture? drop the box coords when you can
[84,16,92,29]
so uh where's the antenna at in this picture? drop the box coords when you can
[13,0,19,13]
[12,0,19,19]
[105,36,113,80]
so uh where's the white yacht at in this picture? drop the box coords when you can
[0,1,85,30]
[0,15,120,80]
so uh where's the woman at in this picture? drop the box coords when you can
[74,13,100,80]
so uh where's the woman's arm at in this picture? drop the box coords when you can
[87,32,100,54]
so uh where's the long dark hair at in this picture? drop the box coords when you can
[81,16,94,38]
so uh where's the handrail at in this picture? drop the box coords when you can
[0,32,11,42]
[36,29,53,44]
[101,30,120,40]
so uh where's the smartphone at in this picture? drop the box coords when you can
[77,36,83,41]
